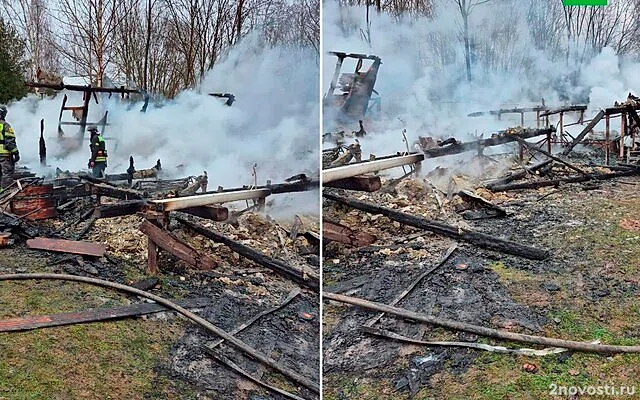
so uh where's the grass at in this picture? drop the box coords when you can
[0,268,196,399]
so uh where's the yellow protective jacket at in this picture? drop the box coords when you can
[0,120,18,156]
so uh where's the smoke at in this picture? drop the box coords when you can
[323,0,640,177]
[6,32,319,215]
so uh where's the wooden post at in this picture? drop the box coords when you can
[520,112,524,127]
[546,130,552,153]
[536,110,540,128]
[147,237,158,274]
[605,114,610,165]
[579,110,584,124]
[559,112,564,144]
[621,112,626,159]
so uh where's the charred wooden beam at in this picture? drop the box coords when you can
[266,178,319,194]
[324,175,382,192]
[139,220,216,270]
[487,169,640,191]
[324,192,548,260]
[322,220,376,247]
[91,182,145,200]
[457,190,507,217]
[422,128,555,158]
[468,106,547,117]
[538,105,588,117]
[180,205,229,221]
[512,136,590,177]
[484,159,552,189]
[562,109,605,156]
[175,215,319,291]
[95,200,148,218]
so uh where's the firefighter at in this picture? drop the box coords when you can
[88,125,107,178]
[0,105,20,191]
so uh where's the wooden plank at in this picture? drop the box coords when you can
[148,237,158,274]
[139,220,216,270]
[26,237,105,257]
[0,298,212,332]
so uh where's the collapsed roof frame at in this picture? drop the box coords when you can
[209,93,236,106]
[25,82,150,153]
[324,52,382,122]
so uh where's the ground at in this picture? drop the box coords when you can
[0,206,319,400]
[322,163,640,400]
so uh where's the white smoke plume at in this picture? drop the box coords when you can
[7,33,319,215]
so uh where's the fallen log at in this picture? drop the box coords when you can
[26,237,105,257]
[175,215,319,291]
[488,169,640,192]
[324,175,381,192]
[0,273,320,393]
[511,135,590,177]
[562,109,605,155]
[181,205,229,221]
[139,220,216,270]
[95,200,148,218]
[324,291,640,354]
[323,192,548,260]
[484,159,552,188]
[323,220,376,247]
[0,297,212,332]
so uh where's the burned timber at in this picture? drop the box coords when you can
[1,161,320,399]
[322,94,640,397]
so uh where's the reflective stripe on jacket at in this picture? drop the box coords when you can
[0,122,18,155]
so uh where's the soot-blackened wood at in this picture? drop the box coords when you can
[90,181,145,200]
[488,169,640,191]
[324,175,382,192]
[323,192,548,260]
[485,159,553,189]
[512,136,590,177]
[562,109,605,156]
[422,128,555,158]
[96,200,148,218]
[176,215,319,291]
[139,220,216,270]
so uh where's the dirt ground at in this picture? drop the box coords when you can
[322,163,640,400]
[0,206,320,400]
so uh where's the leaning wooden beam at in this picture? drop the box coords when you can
[90,181,145,200]
[175,215,319,291]
[488,169,640,192]
[323,291,640,354]
[322,220,376,247]
[627,106,640,129]
[484,159,552,189]
[562,109,605,155]
[512,135,590,177]
[26,237,105,257]
[422,128,556,158]
[0,297,212,332]
[323,192,548,260]
[139,220,216,270]
[324,175,382,192]
[181,205,229,221]
[151,189,270,212]
[323,154,423,183]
